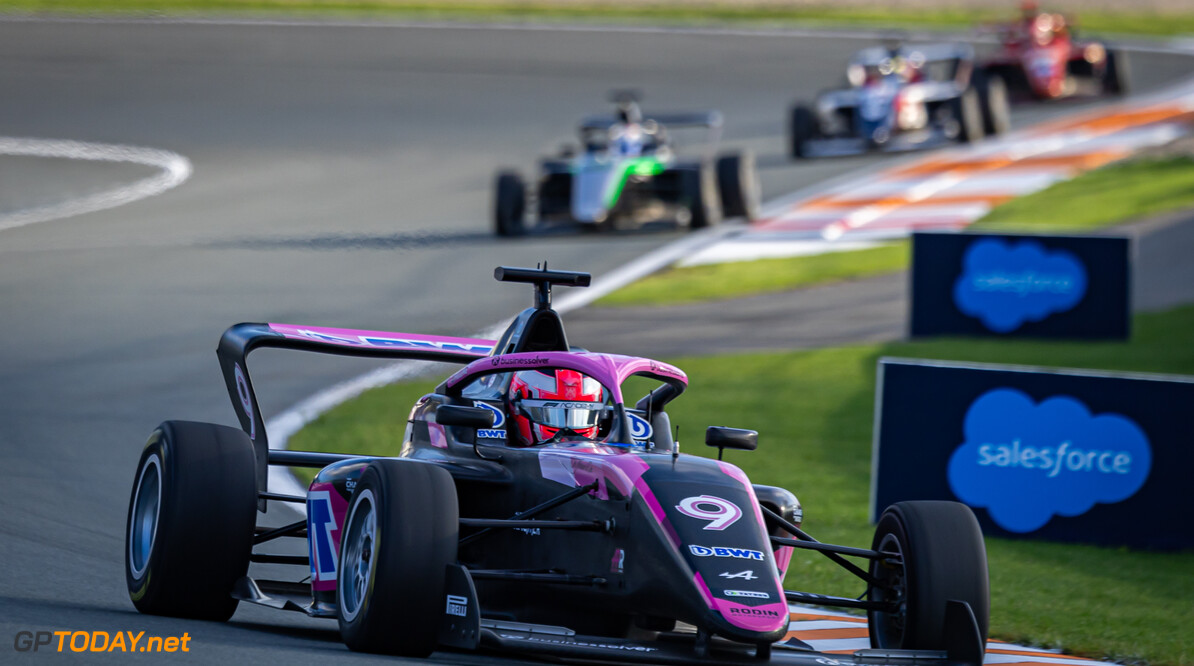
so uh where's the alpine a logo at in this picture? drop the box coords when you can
[688,545,764,560]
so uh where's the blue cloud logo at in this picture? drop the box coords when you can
[947,388,1151,533]
[953,239,1087,333]
[628,413,653,441]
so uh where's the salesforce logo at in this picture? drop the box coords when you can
[953,239,1087,333]
[947,388,1151,533]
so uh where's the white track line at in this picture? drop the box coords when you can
[0,137,192,233]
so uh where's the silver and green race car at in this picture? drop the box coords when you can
[495,92,760,236]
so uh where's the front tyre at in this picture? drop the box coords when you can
[680,164,723,230]
[1103,49,1129,96]
[867,501,989,651]
[951,88,985,144]
[494,171,526,237]
[789,104,817,159]
[976,72,1011,136]
[715,151,761,221]
[337,460,459,656]
[125,421,257,621]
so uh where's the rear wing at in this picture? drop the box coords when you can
[579,110,723,131]
[216,322,495,500]
[849,42,975,67]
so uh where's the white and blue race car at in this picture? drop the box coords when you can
[789,43,1011,158]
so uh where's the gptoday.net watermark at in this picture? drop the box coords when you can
[14,631,191,653]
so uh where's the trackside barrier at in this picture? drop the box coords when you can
[871,358,1194,549]
[909,231,1130,339]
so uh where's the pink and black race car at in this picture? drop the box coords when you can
[124,266,989,664]
[978,2,1128,101]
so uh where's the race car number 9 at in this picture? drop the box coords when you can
[675,495,742,530]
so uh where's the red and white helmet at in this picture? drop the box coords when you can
[507,369,604,446]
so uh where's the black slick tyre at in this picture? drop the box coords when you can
[681,165,722,230]
[337,460,459,657]
[789,104,816,159]
[867,501,989,651]
[976,72,1011,136]
[494,171,526,237]
[1103,49,1129,96]
[952,88,985,144]
[125,420,257,621]
[716,151,760,221]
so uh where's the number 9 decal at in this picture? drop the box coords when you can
[675,495,742,531]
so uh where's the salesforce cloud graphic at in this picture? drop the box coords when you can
[948,388,1151,533]
[953,239,1088,333]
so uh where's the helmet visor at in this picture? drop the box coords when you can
[520,399,604,430]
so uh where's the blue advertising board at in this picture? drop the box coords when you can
[871,358,1194,549]
[909,232,1130,339]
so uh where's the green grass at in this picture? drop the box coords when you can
[595,242,909,307]
[973,155,1194,233]
[290,304,1194,665]
[599,155,1194,307]
[3,0,1194,36]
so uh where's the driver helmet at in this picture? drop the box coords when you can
[616,98,643,125]
[507,369,604,446]
[1020,0,1040,21]
[611,123,646,156]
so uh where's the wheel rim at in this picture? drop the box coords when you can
[339,490,377,622]
[871,532,907,648]
[128,454,162,578]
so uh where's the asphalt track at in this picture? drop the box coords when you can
[0,16,1190,664]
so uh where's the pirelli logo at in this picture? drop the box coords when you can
[446,595,468,617]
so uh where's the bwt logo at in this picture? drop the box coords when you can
[688,545,764,560]
[953,239,1087,333]
[473,401,506,439]
[628,412,653,442]
[948,388,1151,533]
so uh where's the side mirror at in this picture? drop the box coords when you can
[436,405,495,429]
[706,426,758,460]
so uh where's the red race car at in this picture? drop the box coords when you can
[979,1,1128,101]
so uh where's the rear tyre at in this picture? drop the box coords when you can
[975,72,1011,136]
[715,151,760,221]
[951,88,984,144]
[681,165,722,230]
[1103,49,1129,96]
[125,421,257,621]
[337,460,459,656]
[494,171,526,237]
[789,104,817,159]
[867,501,989,651]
